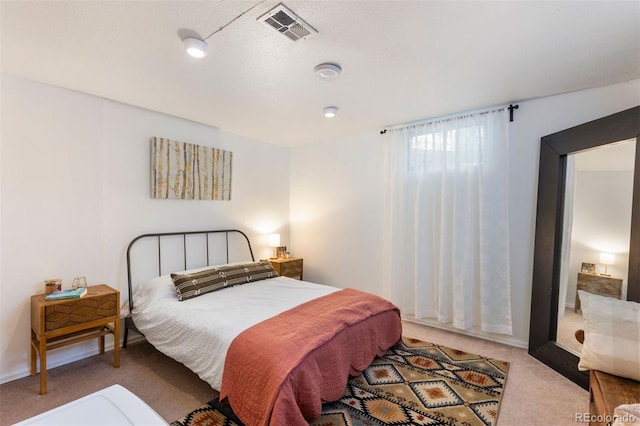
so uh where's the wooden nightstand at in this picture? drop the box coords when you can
[589,370,640,426]
[574,272,622,313]
[30,284,120,394]
[269,257,303,280]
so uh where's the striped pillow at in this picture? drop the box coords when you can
[171,260,278,301]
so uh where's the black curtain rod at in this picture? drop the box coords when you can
[508,104,519,122]
[380,103,520,135]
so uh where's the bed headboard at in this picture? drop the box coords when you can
[125,229,255,313]
[123,229,255,347]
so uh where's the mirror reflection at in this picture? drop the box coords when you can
[556,139,636,355]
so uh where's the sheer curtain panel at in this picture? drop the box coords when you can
[384,108,512,335]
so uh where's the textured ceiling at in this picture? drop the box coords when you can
[1,1,639,147]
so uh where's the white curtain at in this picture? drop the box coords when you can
[384,108,512,335]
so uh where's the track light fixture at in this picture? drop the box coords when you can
[183,38,208,58]
[182,0,267,59]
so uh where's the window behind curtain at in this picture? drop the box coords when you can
[384,107,512,335]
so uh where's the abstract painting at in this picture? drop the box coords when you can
[151,137,232,200]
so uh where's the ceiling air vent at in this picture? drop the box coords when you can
[258,3,318,41]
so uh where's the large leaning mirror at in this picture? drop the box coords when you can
[529,106,640,390]
[556,139,636,356]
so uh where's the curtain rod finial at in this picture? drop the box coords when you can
[508,104,519,122]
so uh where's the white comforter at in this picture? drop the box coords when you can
[132,272,338,390]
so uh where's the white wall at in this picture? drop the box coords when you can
[2,75,638,384]
[0,75,290,383]
[290,78,640,348]
[290,133,387,295]
[565,169,635,305]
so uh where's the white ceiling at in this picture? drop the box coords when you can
[1,1,639,147]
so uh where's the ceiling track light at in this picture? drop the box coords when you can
[183,38,208,58]
[181,0,267,60]
[314,63,342,80]
[323,106,338,118]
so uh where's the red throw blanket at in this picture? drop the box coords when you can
[219,288,402,426]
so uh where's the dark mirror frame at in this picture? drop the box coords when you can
[529,106,640,390]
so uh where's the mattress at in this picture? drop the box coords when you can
[14,385,167,425]
[132,272,338,390]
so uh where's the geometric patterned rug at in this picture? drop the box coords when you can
[171,336,510,426]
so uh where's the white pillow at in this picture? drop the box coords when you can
[132,261,253,308]
[578,290,640,381]
[612,404,640,426]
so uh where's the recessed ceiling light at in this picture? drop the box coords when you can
[314,63,342,80]
[323,106,338,118]
[183,38,208,58]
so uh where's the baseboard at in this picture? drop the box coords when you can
[0,339,122,385]
[123,333,146,346]
[2,314,149,386]
[402,316,528,349]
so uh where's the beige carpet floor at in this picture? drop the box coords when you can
[0,321,587,426]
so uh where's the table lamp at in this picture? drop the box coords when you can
[599,252,615,276]
[268,234,281,259]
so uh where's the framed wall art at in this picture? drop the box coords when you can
[151,137,232,200]
[580,262,596,274]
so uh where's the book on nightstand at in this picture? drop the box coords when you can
[44,287,88,301]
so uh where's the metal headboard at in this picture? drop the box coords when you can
[123,229,254,347]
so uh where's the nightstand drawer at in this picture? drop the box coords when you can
[574,272,622,312]
[44,293,117,331]
[280,260,302,278]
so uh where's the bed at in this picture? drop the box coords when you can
[124,229,402,426]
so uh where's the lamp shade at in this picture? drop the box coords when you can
[599,252,615,265]
[268,234,281,248]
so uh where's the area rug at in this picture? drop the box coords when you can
[171,336,509,426]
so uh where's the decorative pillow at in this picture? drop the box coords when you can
[578,290,640,381]
[613,404,640,426]
[171,260,277,301]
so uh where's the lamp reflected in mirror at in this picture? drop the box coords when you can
[599,252,615,276]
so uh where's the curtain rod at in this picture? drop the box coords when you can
[380,103,519,135]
